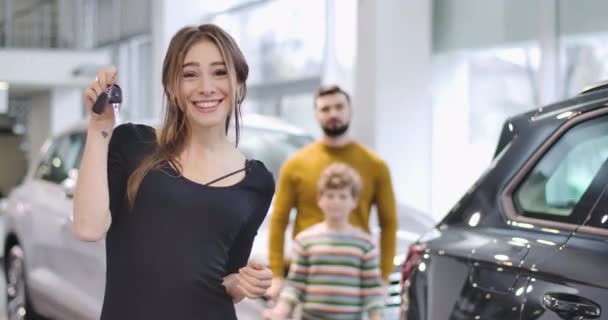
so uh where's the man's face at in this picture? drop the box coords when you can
[314,93,351,137]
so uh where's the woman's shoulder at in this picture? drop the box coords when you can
[112,122,156,141]
[109,122,156,157]
[246,159,275,196]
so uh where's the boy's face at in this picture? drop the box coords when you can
[317,187,357,221]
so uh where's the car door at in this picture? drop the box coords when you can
[519,172,608,320]
[25,133,85,317]
[488,111,608,320]
[60,131,107,320]
[520,209,608,319]
[512,112,608,319]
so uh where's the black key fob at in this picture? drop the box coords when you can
[92,85,122,114]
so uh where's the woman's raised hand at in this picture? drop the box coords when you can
[83,66,118,127]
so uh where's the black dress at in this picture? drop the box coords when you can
[99,123,275,320]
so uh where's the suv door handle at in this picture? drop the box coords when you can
[543,293,601,319]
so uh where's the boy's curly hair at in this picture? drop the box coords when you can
[317,163,362,198]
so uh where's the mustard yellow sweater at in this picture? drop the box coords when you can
[269,141,398,280]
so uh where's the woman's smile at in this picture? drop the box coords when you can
[192,98,224,113]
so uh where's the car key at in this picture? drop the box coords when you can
[92,84,122,115]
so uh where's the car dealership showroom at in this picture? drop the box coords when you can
[0,0,608,319]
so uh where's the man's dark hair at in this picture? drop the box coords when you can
[315,85,351,106]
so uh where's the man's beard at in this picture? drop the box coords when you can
[321,123,349,137]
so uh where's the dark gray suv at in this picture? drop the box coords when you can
[401,83,608,320]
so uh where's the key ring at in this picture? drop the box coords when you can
[92,84,122,114]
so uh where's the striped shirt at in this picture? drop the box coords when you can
[280,223,384,320]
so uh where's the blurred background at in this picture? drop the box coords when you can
[4,0,608,220]
[1,0,608,318]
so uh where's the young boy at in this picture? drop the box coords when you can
[263,163,385,320]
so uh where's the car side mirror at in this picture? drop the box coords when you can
[62,169,78,199]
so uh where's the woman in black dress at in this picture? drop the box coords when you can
[73,24,275,319]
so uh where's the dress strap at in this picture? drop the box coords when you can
[204,159,251,186]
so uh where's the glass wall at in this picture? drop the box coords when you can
[431,0,608,214]
[211,0,326,85]
[204,0,357,137]
[1,0,151,49]
[205,0,324,134]
[432,0,543,213]
[109,35,154,122]
[558,0,608,97]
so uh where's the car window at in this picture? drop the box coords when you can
[238,127,312,178]
[514,116,608,222]
[34,133,85,184]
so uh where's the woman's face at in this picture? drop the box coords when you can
[179,39,234,131]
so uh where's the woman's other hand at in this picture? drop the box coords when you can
[224,261,273,302]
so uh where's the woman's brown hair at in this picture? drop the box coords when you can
[126,24,249,209]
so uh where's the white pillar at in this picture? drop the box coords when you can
[538,0,560,104]
[0,82,7,114]
[431,55,472,218]
[353,0,434,217]
[50,87,83,135]
[322,0,358,92]
[27,93,51,166]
